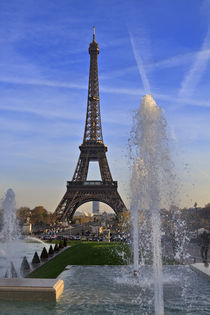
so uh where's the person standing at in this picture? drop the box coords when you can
[200,231,209,263]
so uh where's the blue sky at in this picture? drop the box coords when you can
[0,0,210,211]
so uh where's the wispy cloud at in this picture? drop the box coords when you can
[0,74,145,97]
[129,33,151,94]
[101,49,210,80]
[1,78,210,127]
[0,86,133,126]
[170,112,210,142]
[178,27,210,99]
[100,66,136,80]
[0,115,82,138]
[0,76,86,90]
[146,50,207,70]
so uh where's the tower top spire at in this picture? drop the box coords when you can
[89,26,99,55]
[84,28,102,143]
[93,26,95,41]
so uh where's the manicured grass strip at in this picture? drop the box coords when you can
[27,242,130,279]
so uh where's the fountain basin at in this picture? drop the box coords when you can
[0,265,209,313]
[0,278,64,301]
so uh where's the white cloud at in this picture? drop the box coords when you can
[129,34,151,94]
[100,66,136,80]
[0,76,86,90]
[146,50,207,70]
[178,27,210,99]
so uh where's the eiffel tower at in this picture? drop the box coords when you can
[55,27,127,222]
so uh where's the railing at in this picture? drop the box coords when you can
[67,180,117,187]
[83,181,103,185]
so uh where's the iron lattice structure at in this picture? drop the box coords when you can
[55,28,127,222]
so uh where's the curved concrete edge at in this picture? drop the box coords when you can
[190,263,210,280]
[0,278,64,301]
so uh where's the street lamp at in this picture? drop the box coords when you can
[194,202,198,238]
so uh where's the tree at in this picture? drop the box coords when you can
[30,206,48,225]
[16,205,56,228]
[47,212,56,225]
[118,211,131,235]
[16,207,31,225]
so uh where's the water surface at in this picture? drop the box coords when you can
[0,265,209,314]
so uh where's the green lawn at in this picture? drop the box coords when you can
[27,242,130,279]
[27,241,179,279]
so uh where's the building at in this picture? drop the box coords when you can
[92,201,99,214]
[22,222,32,235]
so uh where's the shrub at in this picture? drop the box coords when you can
[10,262,18,278]
[4,270,8,278]
[59,240,64,249]
[48,245,54,256]
[40,247,48,261]
[20,256,30,276]
[63,238,67,247]
[32,251,40,265]
[54,243,59,252]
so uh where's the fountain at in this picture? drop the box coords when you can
[0,189,20,277]
[1,189,19,240]
[129,94,176,314]
[0,189,41,277]
[0,189,64,301]
[0,189,53,278]
[127,93,210,314]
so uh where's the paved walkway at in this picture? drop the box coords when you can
[190,263,210,280]
[162,241,206,264]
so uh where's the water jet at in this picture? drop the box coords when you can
[0,189,64,301]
